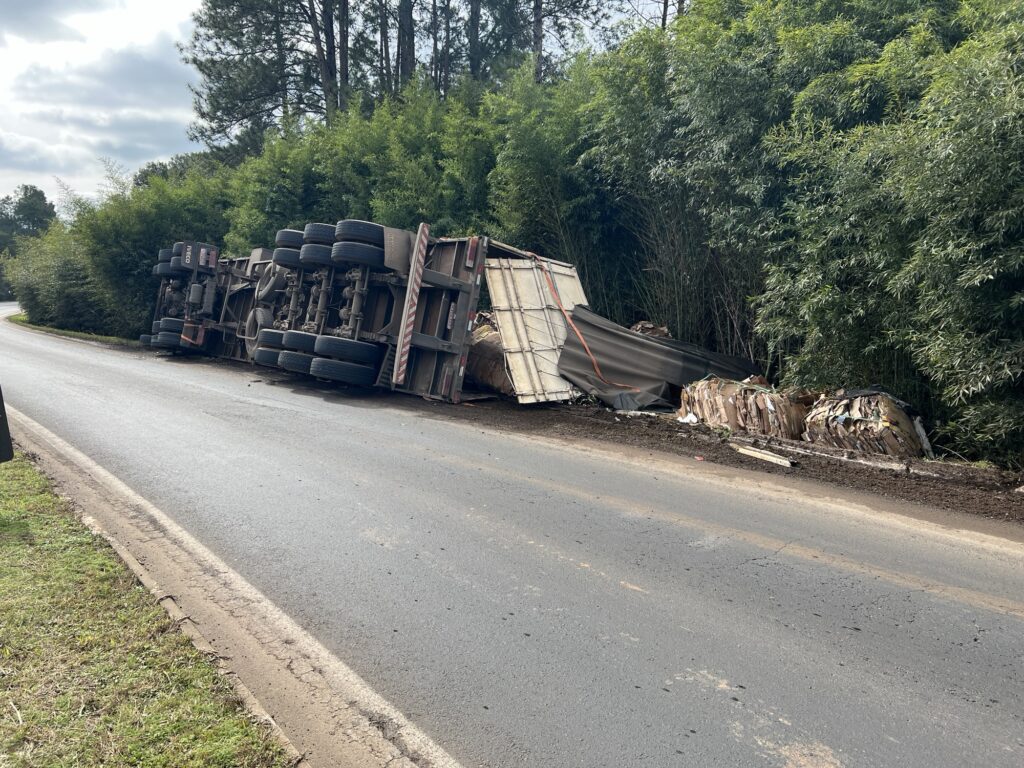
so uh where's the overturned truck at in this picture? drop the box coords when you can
[141,220,587,404]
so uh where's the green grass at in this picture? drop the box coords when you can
[0,454,290,768]
[7,313,141,347]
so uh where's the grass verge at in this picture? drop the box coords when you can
[7,313,141,347]
[0,453,290,768]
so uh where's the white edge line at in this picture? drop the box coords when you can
[6,404,463,768]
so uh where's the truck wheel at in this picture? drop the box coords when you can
[140,334,152,346]
[278,351,315,374]
[272,248,302,270]
[151,321,161,334]
[310,357,377,387]
[332,241,386,270]
[303,223,336,246]
[299,243,334,267]
[154,331,181,348]
[335,220,385,248]
[158,248,173,263]
[151,264,162,276]
[160,317,185,332]
[169,256,190,273]
[172,242,185,256]
[155,262,177,277]
[257,328,285,348]
[275,229,304,249]
[256,266,287,301]
[244,307,274,356]
[314,335,381,365]
[282,330,317,352]
[252,347,280,367]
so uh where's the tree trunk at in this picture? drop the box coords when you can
[468,0,481,78]
[397,0,415,87]
[276,0,289,119]
[532,0,543,82]
[430,0,439,89]
[338,0,349,109]
[306,0,338,121]
[323,0,337,109]
[380,0,392,95]
[442,0,452,92]
[662,0,669,28]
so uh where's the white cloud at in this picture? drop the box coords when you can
[0,0,202,203]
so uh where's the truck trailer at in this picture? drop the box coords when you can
[141,219,588,405]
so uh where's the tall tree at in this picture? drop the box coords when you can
[0,185,56,256]
[397,0,416,86]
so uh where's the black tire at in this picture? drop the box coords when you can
[158,248,173,263]
[152,264,162,276]
[303,222,336,246]
[272,248,302,270]
[160,317,185,332]
[282,330,317,353]
[310,357,377,387]
[332,241,386,270]
[139,334,152,346]
[256,266,287,301]
[151,321,161,334]
[154,331,181,348]
[314,335,381,365]
[299,243,334,268]
[278,350,315,374]
[155,262,180,278]
[169,256,189,272]
[172,242,185,256]
[335,219,385,247]
[244,307,274,356]
[275,229,304,249]
[252,347,281,367]
[257,328,286,348]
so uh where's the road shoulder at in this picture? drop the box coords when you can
[0,452,292,767]
[8,406,462,768]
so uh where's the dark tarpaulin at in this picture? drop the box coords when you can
[557,306,759,411]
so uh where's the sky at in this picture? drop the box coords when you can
[0,1,668,206]
[0,0,202,204]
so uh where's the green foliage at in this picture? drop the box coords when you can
[74,167,233,336]
[0,185,57,299]
[3,221,110,333]
[7,0,1024,462]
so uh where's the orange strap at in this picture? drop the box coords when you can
[531,254,640,393]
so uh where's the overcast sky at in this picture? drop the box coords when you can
[0,0,202,203]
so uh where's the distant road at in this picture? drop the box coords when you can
[2,301,1022,767]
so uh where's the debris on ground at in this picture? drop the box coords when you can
[730,442,794,467]
[678,376,811,441]
[804,389,933,459]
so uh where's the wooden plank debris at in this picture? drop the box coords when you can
[729,443,794,467]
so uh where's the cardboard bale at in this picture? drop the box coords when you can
[803,391,925,458]
[465,324,516,396]
[679,376,808,440]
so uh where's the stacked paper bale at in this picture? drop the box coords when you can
[465,322,516,396]
[678,376,809,440]
[803,391,928,458]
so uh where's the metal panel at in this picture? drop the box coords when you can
[484,248,588,404]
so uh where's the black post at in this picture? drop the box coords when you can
[0,385,13,463]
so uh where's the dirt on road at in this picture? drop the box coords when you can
[189,357,1024,525]
[405,397,1024,524]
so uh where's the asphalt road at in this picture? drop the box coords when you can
[2,303,1022,768]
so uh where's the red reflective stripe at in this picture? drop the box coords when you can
[393,223,430,386]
